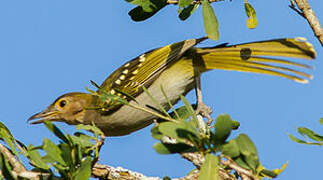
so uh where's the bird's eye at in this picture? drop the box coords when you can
[59,100,67,108]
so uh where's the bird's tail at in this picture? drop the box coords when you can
[189,38,316,83]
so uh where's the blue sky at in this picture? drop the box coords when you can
[0,0,322,179]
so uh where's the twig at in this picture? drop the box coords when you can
[0,143,26,174]
[291,0,323,46]
[127,102,178,123]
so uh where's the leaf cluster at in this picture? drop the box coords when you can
[149,96,285,179]
[125,0,258,41]
[289,118,323,146]
[0,121,104,179]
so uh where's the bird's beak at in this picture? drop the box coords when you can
[28,109,59,124]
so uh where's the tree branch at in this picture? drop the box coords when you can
[291,0,323,46]
[0,143,59,179]
[92,163,201,180]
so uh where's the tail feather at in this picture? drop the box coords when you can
[197,38,316,59]
[191,38,316,83]
[205,62,309,83]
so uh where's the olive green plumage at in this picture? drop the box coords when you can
[29,37,316,136]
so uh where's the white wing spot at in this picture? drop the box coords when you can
[138,63,142,67]
[120,75,126,80]
[124,63,130,67]
[139,54,146,62]
[110,89,115,94]
[115,79,121,85]
[122,69,129,74]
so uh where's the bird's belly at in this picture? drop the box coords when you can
[96,60,195,136]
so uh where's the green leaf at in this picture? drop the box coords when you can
[222,140,240,158]
[75,157,92,180]
[129,7,157,21]
[202,0,219,41]
[0,122,20,162]
[170,106,190,121]
[114,88,138,103]
[59,144,73,167]
[70,133,95,148]
[142,86,170,118]
[244,2,257,29]
[158,121,200,143]
[0,122,14,138]
[271,161,288,177]
[179,4,199,21]
[232,120,240,130]
[15,139,28,156]
[236,134,257,156]
[298,127,323,142]
[175,105,194,121]
[260,169,277,178]
[41,155,56,164]
[126,0,164,12]
[128,0,167,21]
[178,0,193,8]
[289,134,307,144]
[27,145,50,170]
[258,161,288,178]
[44,121,70,144]
[0,154,15,180]
[213,114,233,143]
[180,95,199,129]
[151,126,163,140]
[90,80,100,89]
[199,154,219,180]
[99,92,128,105]
[289,134,323,145]
[319,118,323,125]
[76,124,104,137]
[160,85,180,120]
[233,156,251,170]
[153,143,195,154]
[43,138,67,166]
[245,153,259,171]
[236,134,259,171]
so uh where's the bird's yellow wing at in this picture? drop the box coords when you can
[97,37,206,110]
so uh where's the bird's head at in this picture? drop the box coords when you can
[28,92,96,125]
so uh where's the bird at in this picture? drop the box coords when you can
[28,37,316,136]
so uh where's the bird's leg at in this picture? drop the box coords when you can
[91,134,106,167]
[194,67,213,126]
